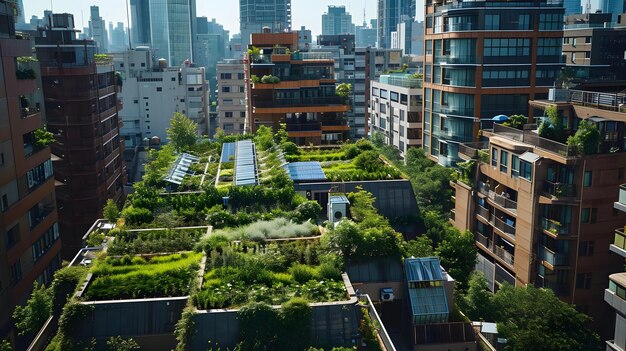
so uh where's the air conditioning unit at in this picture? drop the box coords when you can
[380,288,394,302]
[328,194,350,223]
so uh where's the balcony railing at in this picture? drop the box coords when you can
[543,180,577,198]
[254,96,346,108]
[477,181,518,211]
[494,246,515,266]
[21,106,40,118]
[541,217,569,236]
[476,232,493,250]
[494,217,516,238]
[458,142,489,159]
[614,228,626,251]
[476,205,491,221]
[540,245,568,267]
[489,124,576,157]
[285,122,322,132]
[436,0,563,11]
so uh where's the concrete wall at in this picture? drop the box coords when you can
[191,299,360,350]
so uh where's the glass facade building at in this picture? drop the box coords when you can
[377,0,416,48]
[423,0,564,167]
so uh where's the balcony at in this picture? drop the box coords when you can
[493,216,516,239]
[21,106,41,118]
[476,232,493,250]
[477,181,518,212]
[543,180,577,198]
[28,205,55,230]
[541,217,569,236]
[494,246,515,267]
[439,55,476,65]
[285,122,322,132]
[445,23,476,32]
[611,228,626,258]
[488,124,576,157]
[476,204,491,221]
[540,245,568,268]
[458,142,489,160]
[254,96,346,108]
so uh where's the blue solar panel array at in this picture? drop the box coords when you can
[285,162,327,182]
[234,140,258,186]
[220,142,235,163]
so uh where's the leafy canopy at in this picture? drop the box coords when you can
[167,112,197,152]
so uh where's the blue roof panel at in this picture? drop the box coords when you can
[220,143,235,163]
[286,162,327,182]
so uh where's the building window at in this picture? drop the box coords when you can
[220,73,232,79]
[380,89,388,99]
[585,36,591,44]
[518,14,530,30]
[511,154,519,178]
[609,280,626,300]
[223,99,233,105]
[539,13,563,30]
[5,223,19,250]
[10,260,21,286]
[576,273,592,289]
[426,40,432,55]
[156,87,162,92]
[400,94,408,105]
[500,150,508,173]
[380,103,387,114]
[390,92,399,102]
[485,14,500,30]
[222,86,231,93]
[237,73,244,80]
[372,87,379,97]
[27,160,54,191]
[32,223,59,262]
[239,86,245,93]
[484,38,530,57]
[581,208,590,223]
[519,160,532,181]
[537,38,562,56]
[400,110,405,121]
[491,148,498,167]
[578,241,594,256]
[224,112,233,118]
[583,171,592,186]
[171,77,176,81]
[240,111,246,118]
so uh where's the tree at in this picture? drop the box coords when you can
[567,120,600,155]
[103,199,120,222]
[34,127,55,148]
[435,229,477,290]
[254,125,274,151]
[166,112,197,152]
[281,141,299,155]
[370,131,385,147]
[274,123,289,144]
[539,106,564,142]
[403,235,434,258]
[502,114,528,130]
[13,282,52,336]
[458,272,494,321]
[354,150,385,172]
[324,219,362,259]
[106,336,140,351]
[491,284,600,351]
[0,339,11,351]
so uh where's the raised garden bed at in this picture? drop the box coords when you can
[107,227,209,255]
[193,238,346,310]
[83,252,203,301]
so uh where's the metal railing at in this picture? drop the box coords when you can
[494,246,515,266]
[476,232,493,250]
[477,181,517,211]
[458,142,489,159]
[254,96,346,108]
[568,89,626,112]
[359,294,397,351]
[380,75,423,88]
[21,106,40,118]
[543,180,577,198]
[285,122,322,132]
[614,228,626,251]
[436,0,563,11]
[292,52,333,61]
[540,245,568,266]
[490,124,576,157]
[541,217,569,236]
[476,205,491,221]
[494,217,516,238]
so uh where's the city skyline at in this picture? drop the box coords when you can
[24,0,410,40]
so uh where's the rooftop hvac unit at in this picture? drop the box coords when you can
[380,288,394,301]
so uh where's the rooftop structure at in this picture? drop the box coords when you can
[405,257,450,324]
[284,161,327,182]
[164,153,200,186]
[234,140,259,186]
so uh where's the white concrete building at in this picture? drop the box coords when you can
[113,48,208,148]
[216,59,246,135]
[369,73,423,157]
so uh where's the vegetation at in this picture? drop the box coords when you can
[17,56,38,63]
[567,120,600,155]
[106,336,140,351]
[538,106,565,142]
[0,340,10,351]
[106,228,205,255]
[167,112,198,152]
[84,252,202,300]
[103,199,120,223]
[34,127,55,148]
[94,54,113,65]
[460,275,601,351]
[13,282,52,336]
[502,114,528,130]
[359,313,382,351]
[260,75,280,84]
[435,230,477,290]
[335,83,352,99]
[209,218,319,242]
[247,46,261,61]
[193,239,345,310]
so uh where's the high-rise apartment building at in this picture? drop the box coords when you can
[377,0,416,48]
[599,0,626,22]
[563,13,626,83]
[564,0,582,15]
[363,47,403,135]
[297,26,312,51]
[608,184,626,351]
[194,17,229,99]
[129,0,196,66]
[369,74,423,157]
[216,60,247,135]
[423,0,564,167]
[451,89,626,338]
[0,3,61,341]
[114,48,208,148]
[35,14,126,258]
[89,6,108,53]
[244,31,350,144]
[322,6,355,35]
[355,19,378,47]
[109,22,128,53]
[240,0,292,49]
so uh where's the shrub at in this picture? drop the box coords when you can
[279,298,312,350]
[342,144,361,159]
[567,120,600,155]
[294,201,322,223]
[289,264,317,283]
[281,141,299,155]
[121,206,153,226]
[354,150,385,172]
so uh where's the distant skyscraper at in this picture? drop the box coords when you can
[297,26,312,50]
[356,19,377,47]
[377,0,416,48]
[89,6,108,53]
[130,0,196,65]
[195,17,229,99]
[322,6,355,35]
[599,0,626,21]
[239,0,291,48]
[16,0,24,23]
[563,0,582,15]
[110,22,128,52]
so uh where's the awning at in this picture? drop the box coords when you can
[520,151,541,163]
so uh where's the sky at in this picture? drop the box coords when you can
[24,0,414,38]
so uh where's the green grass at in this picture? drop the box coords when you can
[107,228,206,255]
[84,252,202,300]
[212,218,319,242]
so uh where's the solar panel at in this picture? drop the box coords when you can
[234,140,259,186]
[164,153,200,185]
[220,142,236,163]
[285,162,327,182]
